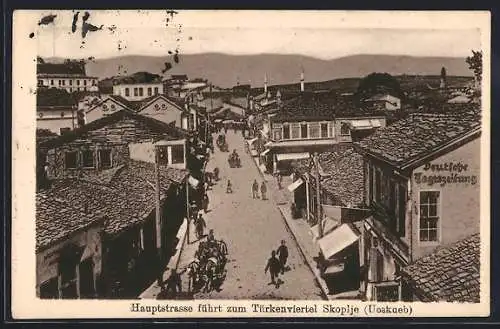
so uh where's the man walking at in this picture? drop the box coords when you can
[202,193,209,213]
[195,214,207,240]
[276,240,289,274]
[264,250,281,287]
[276,171,283,190]
[252,179,259,199]
[260,181,267,200]
[165,268,183,298]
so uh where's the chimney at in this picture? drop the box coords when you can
[300,69,305,92]
[264,73,268,94]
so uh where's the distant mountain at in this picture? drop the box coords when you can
[46,53,473,88]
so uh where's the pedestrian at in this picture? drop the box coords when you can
[252,179,259,199]
[264,250,281,286]
[260,181,267,200]
[207,229,217,248]
[226,179,233,193]
[165,268,183,298]
[275,171,283,190]
[213,167,220,181]
[202,193,209,213]
[195,214,207,239]
[276,240,289,274]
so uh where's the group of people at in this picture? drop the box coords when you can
[264,240,289,287]
[252,179,267,200]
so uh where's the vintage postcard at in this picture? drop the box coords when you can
[11,10,490,318]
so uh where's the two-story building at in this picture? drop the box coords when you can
[112,72,163,102]
[265,92,386,174]
[37,61,98,92]
[354,107,481,302]
[36,88,79,135]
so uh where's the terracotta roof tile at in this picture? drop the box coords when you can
[356,106,481,167]
[36,193,103,251]
[401,234,480,303]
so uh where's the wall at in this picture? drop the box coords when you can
[85,98,128,124]
[38,76,98,92]
[409,137,480,260]
[113,83,163,101]
[129,140,187,170]
[37,116,77,135]
[139,98,183,127]
[36,223,103,297]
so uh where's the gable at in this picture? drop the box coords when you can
[140,96,183,114]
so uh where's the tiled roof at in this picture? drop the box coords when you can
[401,234,480,303]
[38,109,188,149]
[36,192,103,251]
[114,72,162,85]
[319,148,365,207]
[107,95,142,111]
[37,62,86,76]
[271,92,385,122]
[46,160,188,236]
[355,106,481,168]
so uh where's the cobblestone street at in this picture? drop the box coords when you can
[177,130,324,300]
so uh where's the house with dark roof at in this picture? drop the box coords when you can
[36,192,106,299]
[37,61,98,93]
[400,233,480,303]
[353,106,481,302]
[39,160,188,298]
[262,92,386,174]
[38,109,189,184]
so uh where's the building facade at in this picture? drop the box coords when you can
[113,83,163,102]
[37,61,98,92]
[37,105,78,135]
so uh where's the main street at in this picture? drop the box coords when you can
[177,129,323,300]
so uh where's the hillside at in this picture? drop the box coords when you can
[46,53,473,89]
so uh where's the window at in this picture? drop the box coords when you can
[77,80,80,86]
[154,87,159,95]
[38,79,43,86]
[84,80,87,86]
[92,80,96,86]
[58,80,62,86]
[50,80,54,85]
[98,149,112,168]
[39,277,59,299]
[320,123,329,138]
[65,151,78,169]
[340,122,351,136]
[282,124,290,139]
[62,80,66,86]
[273,129,282,141]
[300,123,308,139]
[309,122,320,139]
[81,150,95,168]
[69,88,73,92]
[84,87,87,92]
[171,145,184,164]
[139,88,144,97]
[291,123,301,139]
[397,184,407,237]
[69,80,73,86]
[147,87,152,96]
[419,191,440,242]
[59,259,77,299]
[61,112,65,117]
[134,88,138,97]
[125,88,130,97]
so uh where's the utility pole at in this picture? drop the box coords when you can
[154,146,162,263]
[186,177,190,244]
[313,153,323,238]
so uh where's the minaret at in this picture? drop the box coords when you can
[300,68,305,92]
[264,73,268,94]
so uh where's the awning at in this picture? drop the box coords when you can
[276,152,310,162]
[223,120,234,123]
[370,119,382,128]
[188,176,200,188]
[247,137,258,146]
[264,141,273,147]
[214,119,223,123]
[324,262,345,275]
[350,119,373,130]
[322,204,342,222]
[287,178,304,192]
[261,149,271,156]
[317,223,359,260]
[311,217,340,240]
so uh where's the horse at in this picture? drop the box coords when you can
[201,257,219,293]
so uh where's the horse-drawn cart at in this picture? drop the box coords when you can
[216,134,229,152]
[186,239,228,293]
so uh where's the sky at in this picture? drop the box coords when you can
[19,10,484,60]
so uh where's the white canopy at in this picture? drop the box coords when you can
[247,137,258,145]
[276,152,310,162]
[317,223,359,260]
[261,149,271,156]
[287,178,304,192]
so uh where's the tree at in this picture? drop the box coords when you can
[356,72,402,99]
[466,50,482,83]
